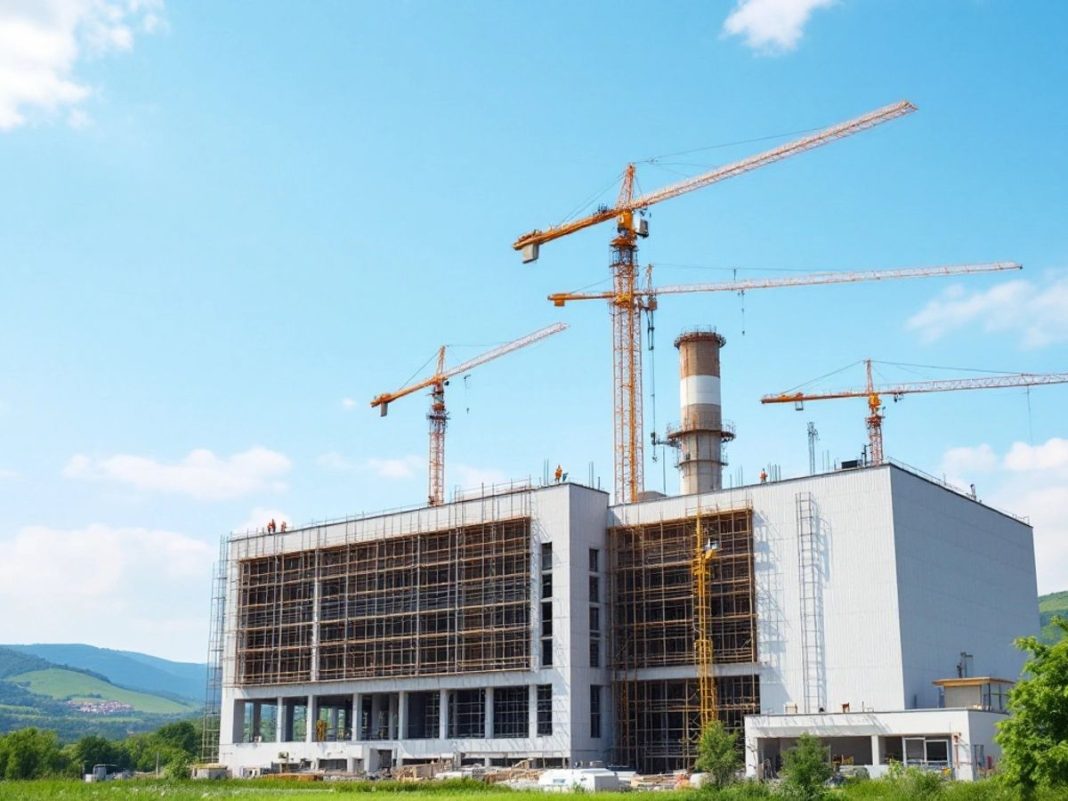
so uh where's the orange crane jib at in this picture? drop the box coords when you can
[761,360,1068,466]
[370,322,568,506]
[512,96,1019,505]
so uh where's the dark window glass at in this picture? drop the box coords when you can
[589,548,599,572]
[589,575,599,603]
[590,685,601,738]
[541,638,553,666]
[536,685,552,735]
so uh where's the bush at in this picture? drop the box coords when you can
[780,734,833,801]
[695,721,742,788]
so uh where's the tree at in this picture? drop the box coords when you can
[0,728,65,779]
[996,617,1068,797]
[780,733,832,801]
[695,720,741,788]
[66,734,129,777]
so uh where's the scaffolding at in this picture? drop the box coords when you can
[617,676,760,774]
[610,506,759,773]
[200,536,228,763]
[231,493,533,686]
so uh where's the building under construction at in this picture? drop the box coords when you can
[212,333,1038,778]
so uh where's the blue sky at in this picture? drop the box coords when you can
[0,0,1065,661]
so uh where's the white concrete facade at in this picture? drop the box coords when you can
[218,483,614,774]
[745,708,1006,781]
[216,463,1038,777]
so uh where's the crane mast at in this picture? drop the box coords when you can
[370,322,568,506]
[514,98,1016,503]
[761,361,1068,465]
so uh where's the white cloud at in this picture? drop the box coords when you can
[0,467,16,479]
[63,446,291,500]
[938,437,1068,594]
[0,523,211,660]
[1004,438,1068,473]
[0,0,164,131]
[722,0,835,53]
[341,397,357,411]
[366,455,423,480]
[905,276,1068,348]
[939,443,996,488]
[317,451,354,471]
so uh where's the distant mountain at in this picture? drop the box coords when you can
[2,644,206,704]
[1039,590,1068,644]
[0,646,198,741]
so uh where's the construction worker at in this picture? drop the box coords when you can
[280,521,288,532]
[554,464,563,483]
[759,469,768,484]
[268,518,276,534]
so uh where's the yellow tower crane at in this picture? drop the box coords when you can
[761,360,1068,465]
[370,322,567,506]
[693,506,719,731]
[514,99,1020,503]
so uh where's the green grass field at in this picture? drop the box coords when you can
[7,669,196,715]
[0,779,641,801]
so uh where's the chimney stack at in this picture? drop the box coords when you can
[667,330,734,494]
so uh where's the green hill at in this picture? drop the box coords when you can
[0,647,199,741]
[2,644,206,703]
[8,668,196,715]
[1039,590,1068,643]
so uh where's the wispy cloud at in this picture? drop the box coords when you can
[366,455,424,480]
[0,0,165,131]
[0,522,210,660]
[317,451,354,471]
[0,467,17,480]
[938,437,1068,594]
[722,0,836,53]
[341,397,357,411]
[63,446,291,500]
[906,276,1068,348]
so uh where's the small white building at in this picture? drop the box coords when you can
[214,462,1037,778]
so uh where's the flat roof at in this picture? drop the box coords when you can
[932,676,1014,687]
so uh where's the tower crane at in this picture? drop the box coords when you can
[547,261,1019,502]
[514,98,1018,503]
[761,360,1068,465]
[370,322,567,506]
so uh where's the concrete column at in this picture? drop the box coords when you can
[528,684,539,739]
[398,691,408,741]
[329,707,339,741]
[388,693,399,740]
[251,702,262,741]
[439,689,449,740]
[232,700,246,744]
[305,695,314,743]
[352,693,362,741]
[276,697,286,743]
[370,695,382,739]
[484,687,494,739]
[871,735,882,768]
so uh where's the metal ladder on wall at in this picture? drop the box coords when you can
[795,493,825,714]
[200,537,228,764]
